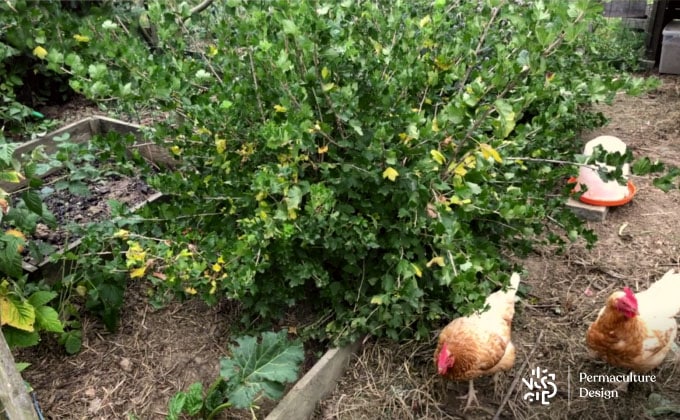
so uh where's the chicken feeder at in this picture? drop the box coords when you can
[571,135,636,207]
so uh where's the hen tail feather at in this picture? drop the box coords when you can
[638,268,680,318]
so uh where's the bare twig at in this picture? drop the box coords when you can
[189,0,214,17]
[247,49,266,123]
[456,2,506,93]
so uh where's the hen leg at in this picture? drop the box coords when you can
[611,371,631,393]
[456,379,479,412]
[493,372,502,398]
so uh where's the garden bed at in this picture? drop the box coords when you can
[1,116,167,276]
[314,75,680,420]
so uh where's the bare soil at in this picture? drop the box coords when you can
[15,168,158,267]
[315,74,680,420]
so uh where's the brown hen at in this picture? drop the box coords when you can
[434,272,521,412]
[586,268,680,375]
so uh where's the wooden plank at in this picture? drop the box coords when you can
[1,118,96,194]
[96,116,145,139]
[97,117,177,168]
[646,0,670,62]
[602,0,648,18]
[0,331,38,420]
[622,17,649,30]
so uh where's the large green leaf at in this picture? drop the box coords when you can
[0,243,24,278]
[2,326,40,348]
[27,290,57,308]
[35,306,64,333]
[220,330,304,409]
[22,190,43,216]
[0,143,17,167]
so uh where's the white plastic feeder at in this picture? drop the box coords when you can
[571,135,636,207]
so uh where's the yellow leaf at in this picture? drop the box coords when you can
[430,149,445,165]
[464,154,477,168]
[197,127,212,135]
[451,163,467,177]
[184,287,198,295]
[32,46,48,59]
[217,256,225,264]
[212,263,222,272]
[76,285,88,297]
[274,104,287,113]
[480,143,502,163]
[125,241,146,266]
[0,170,24,183]
[208,44,218,57]
[170,145,182,156]
[399,132,413,143]
[434,57,452,71]
[0,296,35,332]
[382,167,399,182]
[209,279,217,294]
[431,117,439,132]
[545,71,555,83]
[113,229,129,240]
[317,144,328,154]
[73,34,90,43]
[370,295,386,305]
[178,249,193,258]
[5,229,25,252]
[215,138,227,154]
[130,266,146,279]
[372,41,382,55]
[322,82,335,92]
[450,196,472,205]
[426,256,445,268]
[321,66,330,80]
[419,15,431,28]
[411,263,422,278]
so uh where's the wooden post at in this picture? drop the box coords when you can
[646,0,669,62]
[0,331,39,420]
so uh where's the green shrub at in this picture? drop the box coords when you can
[5,0,663,345]
[114,0,654,343]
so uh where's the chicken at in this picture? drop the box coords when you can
[586,268,680,375]
[434,272,521,412]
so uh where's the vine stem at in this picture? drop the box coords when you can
[206,402,232,420]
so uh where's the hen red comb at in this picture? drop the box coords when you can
[622,286,638,304]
